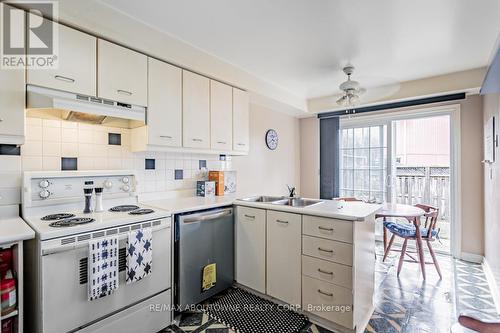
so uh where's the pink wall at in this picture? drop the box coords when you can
[395,115,450,166]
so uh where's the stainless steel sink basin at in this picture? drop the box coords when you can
[239,195,286,203]
[272,198,323,207]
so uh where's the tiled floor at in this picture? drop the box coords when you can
[162,242,499,333]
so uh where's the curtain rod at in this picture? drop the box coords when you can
[317,92,466,119]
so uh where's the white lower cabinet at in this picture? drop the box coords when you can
[302,275,354,329]
[234,206,375,333]
[266,210,302,305]
[235,206,266,294]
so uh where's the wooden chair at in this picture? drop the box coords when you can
[382,204,442,279]
[451,315,500,332]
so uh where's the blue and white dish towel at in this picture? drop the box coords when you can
[126,228,153,284]
[88,236,119,301]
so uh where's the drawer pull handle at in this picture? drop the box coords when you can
[244,214,255,219]
[276,219,288,224]
[117,89,133,96]
[54,75,75,83]
[317,289,333,297]
[318,268,334,275]
[160,135,173,139]
[217,141,227,144]
[318,226,334,232]
[192,138,203,142]
[318,247,334,254]
[237,143,246,146]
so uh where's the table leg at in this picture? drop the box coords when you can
[383,217,388,253]
[414,217,426,280]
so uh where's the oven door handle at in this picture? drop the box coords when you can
[41,225,170,256]
[181,208,233,224]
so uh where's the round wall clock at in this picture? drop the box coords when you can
[265,129,278,150]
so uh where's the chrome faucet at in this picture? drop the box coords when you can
[287,185,296,198]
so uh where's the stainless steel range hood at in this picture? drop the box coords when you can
[26,85,146,128]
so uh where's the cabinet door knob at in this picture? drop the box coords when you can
[117,89,133,96]
[54,75,75,83]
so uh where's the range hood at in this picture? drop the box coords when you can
[26,85,146,128]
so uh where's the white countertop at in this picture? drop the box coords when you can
[234,199,381,221]
[143,195,238,215]
[142,195,381,220]
[0,217,35,245]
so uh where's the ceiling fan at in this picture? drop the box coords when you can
[336,64,366,107]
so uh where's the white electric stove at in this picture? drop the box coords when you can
[21,170,173,333]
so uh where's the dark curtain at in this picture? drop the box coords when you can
[319,116,340,199]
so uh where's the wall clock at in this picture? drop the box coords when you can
[265,129,278,150]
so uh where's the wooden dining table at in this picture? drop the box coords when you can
[375,203,427,279]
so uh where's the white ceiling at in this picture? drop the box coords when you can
[99,0,500,100]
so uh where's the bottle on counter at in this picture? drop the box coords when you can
[83,188,94,213]
[94,187,104,212]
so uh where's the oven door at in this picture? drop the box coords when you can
[40,220,171,333]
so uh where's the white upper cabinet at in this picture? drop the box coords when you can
[182,70,210,149]
[233,88,250,152]
[97,39,147,106]
[27,21,96,96]
[0,60,24,145]
[146,58,182,147]
[210,80,233,150]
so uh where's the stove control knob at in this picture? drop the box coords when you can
[39,189,50,199]
[39,180,50,188]
[122,185,130,192]
[121,177,130,184]
[104,180,113,189]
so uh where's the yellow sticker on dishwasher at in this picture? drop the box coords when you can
[202,263,216,292]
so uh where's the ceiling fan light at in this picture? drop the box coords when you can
[336,95,348,106]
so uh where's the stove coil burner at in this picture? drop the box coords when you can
[129,208,154,215]
[109,205,140,212]
[41,213,76,221]
[49,217,95,228]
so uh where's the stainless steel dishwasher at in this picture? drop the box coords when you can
[174,206,234,310]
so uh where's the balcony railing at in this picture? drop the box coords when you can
[395,166,450,221]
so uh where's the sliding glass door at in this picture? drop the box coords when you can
[339,123,392,203]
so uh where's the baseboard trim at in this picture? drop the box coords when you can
[482,257,500,315]
[460,252,484,263]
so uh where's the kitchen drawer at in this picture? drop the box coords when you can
[302,255,352,289]
[302,276,353,329]
[303,215,353,244]
[302,235,353,266]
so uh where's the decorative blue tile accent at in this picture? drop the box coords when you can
[145,159,155,170]
[61,157,77,171]
[199,160,207,169]
[175,169,183,180]
[108,133,121,145]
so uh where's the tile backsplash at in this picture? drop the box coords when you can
[20,117,230,195]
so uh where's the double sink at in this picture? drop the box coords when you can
[239,195,323,208]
